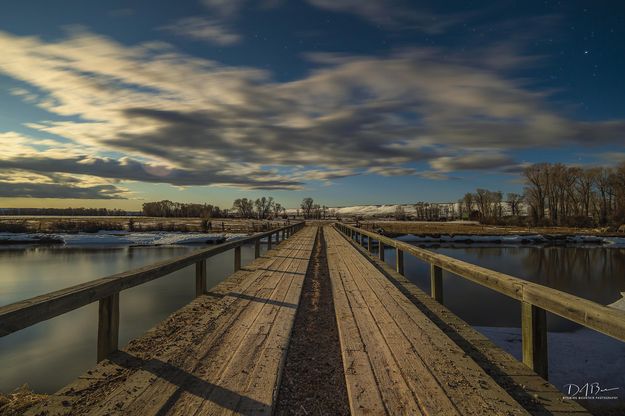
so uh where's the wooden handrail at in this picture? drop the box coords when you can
[0,222,304,361]
[335,223,625,380]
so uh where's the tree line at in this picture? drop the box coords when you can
[142,200,222,218]
[0,207,129,216]
[231,197,286,219]
[523,162,625,226]
[459,162,625,227]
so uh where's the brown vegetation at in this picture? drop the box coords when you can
[0,218,287,234]
[361,220,621,237]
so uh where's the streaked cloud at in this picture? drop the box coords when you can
[162,17,241,45]
[0,27,624,199]
[429,153,518,172]
[306,0,468,33]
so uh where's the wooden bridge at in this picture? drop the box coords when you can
[2,223,624,415]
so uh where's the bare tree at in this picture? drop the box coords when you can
[394,205,407,220]
[232,198,254,218]
[300,197,314,219]
[506,193,524,216]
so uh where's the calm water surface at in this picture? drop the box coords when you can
[389,244,625,330]
[0,243,264,393]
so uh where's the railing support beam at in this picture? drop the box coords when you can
[522,302,548,380]
[254,239,260,258]
[396,248,404,275]
[379,242,385,261]
[234,246,241,271]
[195,259,207,297]
[97,293,119,363]
[268,233,272,250]
[430,264,443,303]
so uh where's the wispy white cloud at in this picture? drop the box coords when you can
[162,17,241,45]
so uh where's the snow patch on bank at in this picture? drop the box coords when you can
[476,325,625,397]
[475,295,625,397]
[0,231,248,246]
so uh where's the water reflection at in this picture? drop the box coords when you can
[0,243,264,393]
[384,245,625,331]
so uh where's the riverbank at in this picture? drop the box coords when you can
[0,231,248,246]
[362,220,625,237]
[0,217,287,234]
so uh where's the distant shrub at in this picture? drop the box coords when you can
[0,221,29,233]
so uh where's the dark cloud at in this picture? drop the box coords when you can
[0,181,125,199]
[0,156,303,190]
[430,154,518,172]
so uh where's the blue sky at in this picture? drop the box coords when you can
[0,0,624,209]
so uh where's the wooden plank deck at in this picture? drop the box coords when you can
[27,226,318,416]
[19,223,592,415]
[342,228,590,416]
[325,225,548,416]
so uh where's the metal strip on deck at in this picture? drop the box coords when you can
[27,226,318,416]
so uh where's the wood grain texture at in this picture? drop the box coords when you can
[326,226,530,415]
[26,225,314,416]
[338,224,591,415]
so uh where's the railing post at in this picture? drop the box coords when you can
[97,293,119,362]
[430,264,443,303]
[254,239,260,258]
[522,302,548,380]
[367,235,371,253]
[195,259,207,297]
[234,246,241,271]
[396,248,404,275]
[268,232,272,250]
[379,242,385,261]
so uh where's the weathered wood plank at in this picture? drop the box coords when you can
[327,227,530,415]
[116,228,316,415]
[336,236,458,415]
[26,226,312,416]
[234,246,242,272]
[522,302,549,380]
[395,248,404,275]
[97,293,119,363]
[339,226,591,415]
[195,259,207,297]
[430,264,443,303]
[326,232,387,416]
[198,230,312,415]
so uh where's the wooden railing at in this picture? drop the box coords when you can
[335,223,625,380]
[0,222,304,362]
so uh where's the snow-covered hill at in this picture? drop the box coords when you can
[286,203,459,218]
